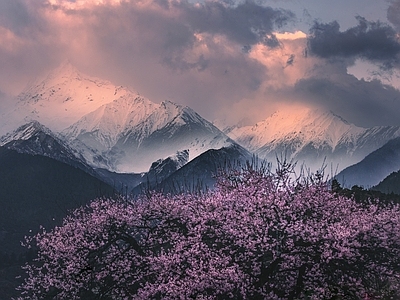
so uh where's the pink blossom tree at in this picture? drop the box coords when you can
[19,165,400,299]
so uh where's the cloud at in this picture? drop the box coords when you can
[292,73,400,127]
[0,0,34,34]
[387,0,400,31]
[307,16,400,69]
[1,0,400,130]
[241,32,400,127]
[0,0,296,119]
[176,0,295,48]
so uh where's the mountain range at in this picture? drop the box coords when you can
[63,95,233,172]
[1,62,235,173]
[2,62,400,192]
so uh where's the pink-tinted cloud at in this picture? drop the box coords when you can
[1,0,400,128]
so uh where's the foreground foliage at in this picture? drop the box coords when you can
[19,165,400,299]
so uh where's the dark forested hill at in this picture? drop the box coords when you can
[373,170,400,195]
[0,146,115,299]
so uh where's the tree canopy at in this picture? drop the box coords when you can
[19,165,400,299]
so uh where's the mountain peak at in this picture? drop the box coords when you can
[0,121,52,145]
[47,60,81,81]
[160,100,182,113]
[226,106,365,159]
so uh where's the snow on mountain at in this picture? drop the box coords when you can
[145,150,190,185]
[0,62,236,173]
[0,121,95,175]
[3,61,132,133]
[11,61,400,175]
[227,108,358,151]
[0,120,52,144]
[64,94,158,150]
[224,107,400,172]
[63,97,234,173]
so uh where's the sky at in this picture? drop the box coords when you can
[1,0,400,128]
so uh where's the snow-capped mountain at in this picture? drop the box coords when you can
[0,62,236,173]
[9,62,400,176]
[224,107,400,172]
[0,121,95,176]
[63,96,234,172]
[63,94,158,150]
[1,61,132,134]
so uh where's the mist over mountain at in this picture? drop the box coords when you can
[0,63,237,174]
[0,121,96,176]
[132,144,252,195]
[336,137,400,188]
[63,95,234,172]
[2,62,400,190]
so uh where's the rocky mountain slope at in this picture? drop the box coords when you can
[0,121,95,176]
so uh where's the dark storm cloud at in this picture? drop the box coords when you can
[387,0,400,31]
[112,0,295,72]
[307,17,400,68]
[293,74,400,127]
[177,0,295,48]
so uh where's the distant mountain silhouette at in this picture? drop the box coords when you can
[133,144,252,195]
[336,137,400,188]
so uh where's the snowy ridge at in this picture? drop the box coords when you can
[225,107,400,171]
[0,120,53,145]
[228,108,363,151]
[63,97,221,151]
[0,120,97,176]
[120,100,220,146]
[64,94,158,149]
[63,96,233,172]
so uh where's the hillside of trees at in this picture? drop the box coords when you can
[0,147,115,299]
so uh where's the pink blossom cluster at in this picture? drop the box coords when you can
[18,166,400,299]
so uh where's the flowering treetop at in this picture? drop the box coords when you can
[19,164,400,299]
